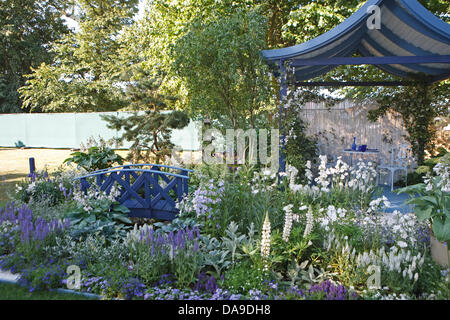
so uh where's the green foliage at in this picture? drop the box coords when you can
[0,221,16,255]
[173,8,272,129]
[0,0,69,113]
[102,111,189,164]
[367,82,449,165]
[19,262,68,292]
[128,229,204,288]
[397,160,450,242]
[416,148,449,175]
[19,0,139,112]
[0,282,95,300]
[172,243,204,288]
[14,140,25,148]
[66,200,132,240]
[271,227,314,273]
[282,0,362,44]
[396,149,449,187]
[209,176,285,236]
[14,172,67,207]
[222,260,270,294]
[64,146,124,171]
[84,261,136,299]
[283,116,317,177]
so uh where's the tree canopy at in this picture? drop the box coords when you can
[0,0,70,113]
[19,0,139,112]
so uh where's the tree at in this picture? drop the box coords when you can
[0,0,69,113]
[172,8,272,130]
[367,81,449,165]
[102,68,189,164]
[19,0,139,112]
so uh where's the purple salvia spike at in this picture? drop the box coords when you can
[176,230,182,247]
[195,226,200,239]
[193,240,198,252]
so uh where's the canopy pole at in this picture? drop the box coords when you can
[278,60,287,174]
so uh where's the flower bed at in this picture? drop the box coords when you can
[0,155,449,300]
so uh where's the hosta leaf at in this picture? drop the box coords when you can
[113,204,130,214]
[414,206,433,222]
[112,214,132,224]
[432,217,450,243]
[420,196,438,206]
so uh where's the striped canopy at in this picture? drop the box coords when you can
[261,0,450,83]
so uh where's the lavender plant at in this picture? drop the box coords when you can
[0,202,70,270]
[128,225,203,287]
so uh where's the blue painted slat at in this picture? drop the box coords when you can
[89,163,194,175]
[150,179,177,209]
[176,177,183,202]
[384,0,450,44]
[144,172,151,208]
[28,158,35,176]
[290,55,450,67]
[360,36,445,75]
[113,174,147,208]
[74,168,190,180]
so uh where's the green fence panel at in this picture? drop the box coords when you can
[0,112,201,150]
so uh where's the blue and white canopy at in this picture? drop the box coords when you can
[261,0,450,83]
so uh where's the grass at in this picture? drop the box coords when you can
[0,282,97,300]
[0,147,129,206]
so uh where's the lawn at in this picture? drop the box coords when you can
[0,147,128,206]
[0,282,97,300]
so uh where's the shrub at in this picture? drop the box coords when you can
[66,185,132,240]
[222,260,271,294]
[14,172,65,207]
[18,261,69,292]
[64,137,124,172]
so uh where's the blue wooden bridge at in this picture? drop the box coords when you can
[73,164,193,220]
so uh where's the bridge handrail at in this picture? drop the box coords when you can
[89,164,194,175]
[73,168,190,181]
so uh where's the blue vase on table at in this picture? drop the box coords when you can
[351,137,357,151]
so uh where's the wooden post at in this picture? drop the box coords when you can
[278,60,287,174]
[28,157,36,176]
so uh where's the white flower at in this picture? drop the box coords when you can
[26,182,36,193]
[303,206,314,238]
[261,212,271,265]
[282,205,294,242]
[397,241,408,248]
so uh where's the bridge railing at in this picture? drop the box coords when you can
[74,168,190,198]
[73,166,192,220]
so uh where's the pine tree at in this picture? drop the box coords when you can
[102,69,189,164]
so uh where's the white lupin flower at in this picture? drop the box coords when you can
[303,206,314,238]
[261,212,271,269]
[282,205,294,242]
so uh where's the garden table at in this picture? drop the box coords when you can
[342,149,380,166]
